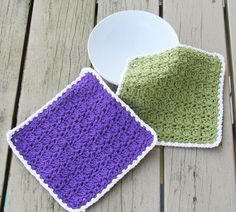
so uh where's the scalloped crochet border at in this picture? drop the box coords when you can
[6,68,157,212]
[116,44,225,148]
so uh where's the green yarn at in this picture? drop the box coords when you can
[118,46,224,147]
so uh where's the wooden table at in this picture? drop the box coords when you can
[1,0,236,211]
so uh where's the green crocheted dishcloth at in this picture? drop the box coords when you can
[118,46,224,147]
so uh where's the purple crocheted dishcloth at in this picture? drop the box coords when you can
[7,68,157,212]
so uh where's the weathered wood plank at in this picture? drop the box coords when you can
[96,0,159,17]
[0,0,30,203]
[88,1,160,211]
[163,0,236,211]
[5,1,96,211]
[227,0,236,134]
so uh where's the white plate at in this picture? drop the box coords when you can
[88,10,179,85]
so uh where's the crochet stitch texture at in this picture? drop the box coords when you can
[118,46,225,147]
[7,69,157,211]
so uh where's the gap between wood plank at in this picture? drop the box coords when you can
[224,0,236,144]
[159,1,164,212]
[0,0,35,211]
[93,1,99,29]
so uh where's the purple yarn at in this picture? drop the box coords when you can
[8,71,155,210]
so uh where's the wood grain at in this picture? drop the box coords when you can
[163,0,236,211]
[88,1,161,211]
[226,0,236,134]
[0,0,30,203]
[5,1,96,211]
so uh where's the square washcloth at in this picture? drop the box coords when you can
[6,68,157,212]
[117,45,225,148]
